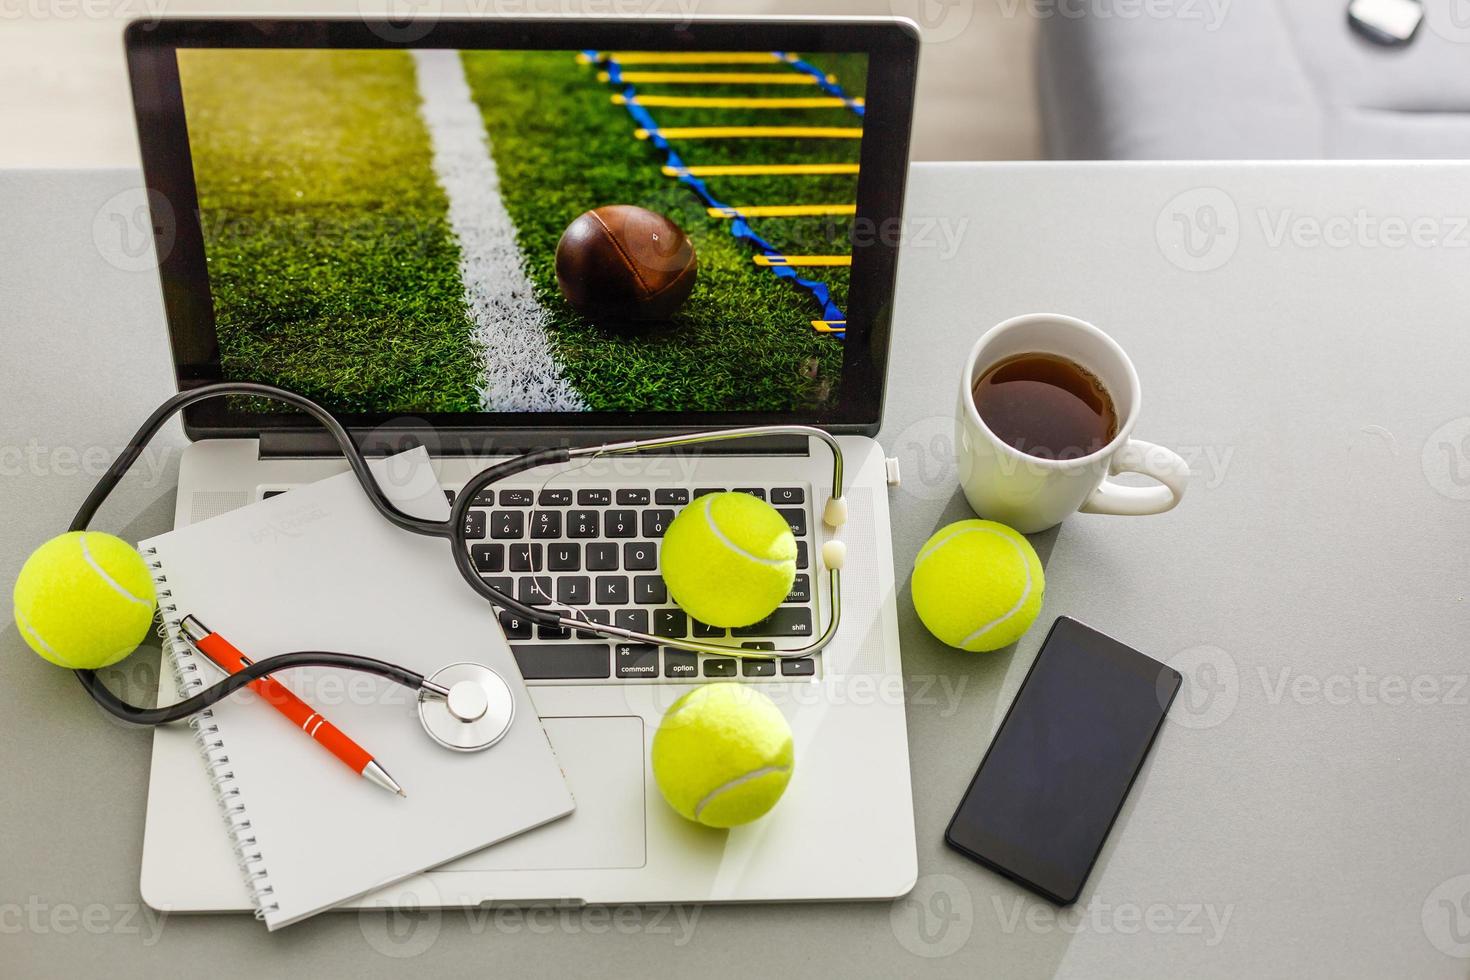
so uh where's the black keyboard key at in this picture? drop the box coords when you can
[664,650,698,679]
[443,489,455,504]
[776,508,807,536]
[491,511,523,539]
[616,489,650,505]
[538,488,573,506]
[518,576,554,605]
[463,510,487,540]
[734,607,813,637]
[567,510,600,538]
[771,487,804,505]
[785,574,811,604]
[653,608,687,638]
[615,609,649,634]
[624,542,657,570]
[781,658,816,677]
[796,541,809,570]
[557,576,591,606]
[483,576,513,601]
[615,644,660,679]
[655,488,689,505]
[512,643,610,680]
[702,657,736,677]
[538,610,572,640]
[509,543,542,572]
[692,487,724,498]
[605,509,638,538]
[263,490,286,499]
[547,543,580,571]
[734,487,766,500]
[692,619,725,638]
[578,489,612,506]
[530,510,562,539]
[499,489,534,506]
[471,543,505,573]
[642,509,674,538]
[742,641,775,651]
[498,610,534,640]
[586,543,619,570]
[742,658,777,677]
[472,487,496,507]
[573,608,611,639]
[634,575,667,605]
[596,575,629,605]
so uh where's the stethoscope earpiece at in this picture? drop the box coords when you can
[61,382,845,754]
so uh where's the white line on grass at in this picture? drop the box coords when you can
[412,49,587,412]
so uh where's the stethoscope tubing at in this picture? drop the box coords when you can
[76,650,431,726]
[66,382,844,728]
[447,429,845,658]
[69,382,446,539]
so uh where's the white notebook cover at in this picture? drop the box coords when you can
[139,449,573,929]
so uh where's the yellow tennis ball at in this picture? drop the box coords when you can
[12,531,156,670]
[660,492,796,628]
[912,519,1044,652]
[651,683,794,828]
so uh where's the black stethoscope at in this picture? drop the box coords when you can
[75,382,847,751]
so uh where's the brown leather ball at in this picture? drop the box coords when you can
[554,205,698,323]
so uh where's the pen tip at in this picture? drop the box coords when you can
[363,761,406,797]
[398,790,407,798]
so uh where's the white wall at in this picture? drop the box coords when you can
[0,0,1040,166]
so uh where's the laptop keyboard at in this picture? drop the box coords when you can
[261,483,820,684]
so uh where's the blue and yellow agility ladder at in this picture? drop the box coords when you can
[578,50,863,338]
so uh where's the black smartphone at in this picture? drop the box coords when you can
[944,617,1181,905]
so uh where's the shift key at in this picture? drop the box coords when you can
[512,643,610,680]
[733,607,813,637]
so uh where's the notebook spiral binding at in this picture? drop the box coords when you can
[147,546,278,921]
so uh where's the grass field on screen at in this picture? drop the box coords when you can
[178,48,864,414]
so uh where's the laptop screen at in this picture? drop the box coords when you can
[173,46,869,418]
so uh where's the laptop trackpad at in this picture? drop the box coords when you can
[446,716,646,872]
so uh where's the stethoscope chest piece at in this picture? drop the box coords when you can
[62,380,846,741]
[419,662,516,752]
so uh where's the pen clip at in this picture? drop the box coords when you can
[177,615,233,676]
[180,614,211,646]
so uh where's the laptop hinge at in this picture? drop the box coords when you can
[257,428,813,459]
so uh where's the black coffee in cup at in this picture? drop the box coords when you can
[972,353,1118,460]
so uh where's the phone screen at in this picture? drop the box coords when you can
[944,617,1181,904]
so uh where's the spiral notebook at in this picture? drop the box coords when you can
[139,449,574,930]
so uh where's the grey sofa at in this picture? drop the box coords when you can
[1039,0,1470,159]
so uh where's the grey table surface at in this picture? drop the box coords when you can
[4,162,1470,978]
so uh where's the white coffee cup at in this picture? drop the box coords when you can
[956,313,1189,534]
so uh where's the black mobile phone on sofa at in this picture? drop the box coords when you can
[944,617,1181,905]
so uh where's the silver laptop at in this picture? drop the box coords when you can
[130,15,920,911]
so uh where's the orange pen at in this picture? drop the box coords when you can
[179,614,405,797]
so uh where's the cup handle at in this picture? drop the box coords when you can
[1080,439,1189,517]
